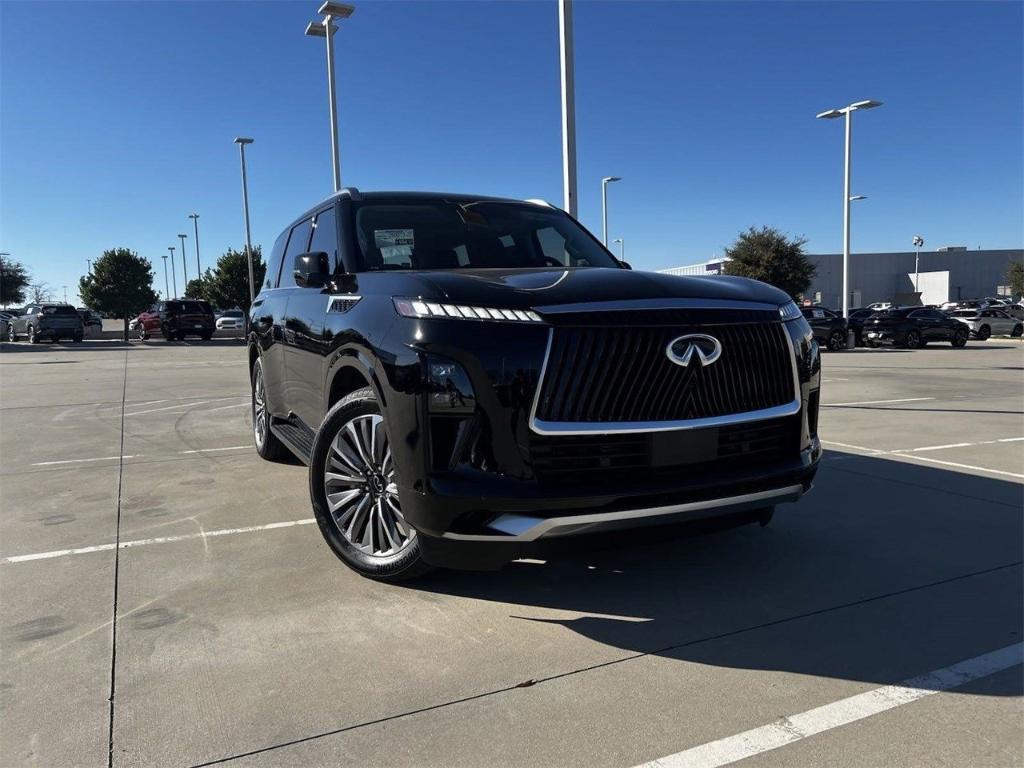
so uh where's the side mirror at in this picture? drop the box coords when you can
[294,251,331,288]
[619,260,632,270]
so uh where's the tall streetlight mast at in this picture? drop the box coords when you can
[178,233,189,290]
[168,246,177,298]
[161,254,170,300]
[305,2,355,192]
[558,0,578,217]
[613,237,624,261]
[234,137,256,303]
[189,213,201,275]
[816,99,883,318]
[912,235,924,294]
[601,176,621,246]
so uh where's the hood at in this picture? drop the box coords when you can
[388,268,792,310]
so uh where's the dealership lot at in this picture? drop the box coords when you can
[0,339,1021,767]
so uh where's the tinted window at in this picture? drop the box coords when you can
[352,200,619,271]
[41,305,79,315]
[279,218,313,287]
[309,206,339,271]
[165,301,211,314]
[267,228,290,289]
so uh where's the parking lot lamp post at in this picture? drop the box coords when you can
[178,233,189,290]
[168,247,177,298]
[234,137,256,303]
[601,176,621,246]
[161,254,169,300]
[87,259,91,273]
[189,213,201,276]
[613,237,624,261]
[913,235,924,293]
[816,99,883,318]
[558,0,578,217]
[305,2,354,193]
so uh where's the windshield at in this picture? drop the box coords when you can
[41,305,79,315]
[352,200,620,271]
[950,310,977,317]
[223,310,243,318]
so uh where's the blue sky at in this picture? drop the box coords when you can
[1,0,1021,304]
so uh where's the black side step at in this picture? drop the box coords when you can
[270,418,316,465]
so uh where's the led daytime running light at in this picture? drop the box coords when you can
[394,298,543,323]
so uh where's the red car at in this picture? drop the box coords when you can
[134,300,215,341]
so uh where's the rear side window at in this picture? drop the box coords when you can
[165,301,210,314]
[309,207,339,272]
[42,305,78,315]
[279,218,313,287]
[266,229,290,289]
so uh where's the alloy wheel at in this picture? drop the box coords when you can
[322,414,413,558]
[252,364,269,449]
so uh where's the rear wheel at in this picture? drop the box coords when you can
[826,330,845,352]
[28,325,37,344]
[309,387,432,582]
[251,358,290,462]
[1012,324,1023,337]
[951,328,968,348]
[904,329,921,349]
[976,324,991,340]
[7,324,15,342]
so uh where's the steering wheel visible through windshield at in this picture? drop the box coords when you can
[353,200,620,271]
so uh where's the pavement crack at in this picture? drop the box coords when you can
[107,350,129,768]
[189,559,1022,767]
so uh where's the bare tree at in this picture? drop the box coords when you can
[29,282,51,303]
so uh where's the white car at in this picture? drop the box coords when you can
[948,308,1023,339]
[215,310,245,330]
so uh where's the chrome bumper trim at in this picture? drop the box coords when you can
[441,484,805,543]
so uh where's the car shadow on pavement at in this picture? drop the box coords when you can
[420,450,1023,697]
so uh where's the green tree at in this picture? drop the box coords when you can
[205,246,265,311]
[1006,261,1024,299]
[722,226,816,300]
[79,248,158,340]
[0,256,30,307]
[184,271,215,302]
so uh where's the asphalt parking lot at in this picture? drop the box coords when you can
[1,337,1021,767]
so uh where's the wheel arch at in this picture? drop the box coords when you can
[326,350,388,411]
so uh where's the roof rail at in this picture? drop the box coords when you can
[340,186,361,201]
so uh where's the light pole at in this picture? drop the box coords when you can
[161,254,170,299]
[601,176,621,247]
[87,259,92,273]
[912,235,924,293]
[189,213,201,276]
[816,99,883,318]
[168,247,177,298]
[558,0,577,217]
[305,2,355,192]
[613,237,624,261]
[234,137,256,303]
[178,233,189,289]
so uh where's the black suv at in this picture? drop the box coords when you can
[248,190,821,581]
[7,303,83,343]
[863,307,969,348]
[800,306,848,351]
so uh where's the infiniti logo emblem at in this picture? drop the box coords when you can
[666,334,722,367]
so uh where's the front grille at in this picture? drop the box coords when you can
[529,416,799,485]
[533,323,796,425]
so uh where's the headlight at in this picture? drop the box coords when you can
[779,301,802,322]
[394,298,543,323]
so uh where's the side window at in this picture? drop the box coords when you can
[535,227,569,266]
[909,310,925,318]
[266,228,290,289]
[279,218,313,288]
[309,207,339,271]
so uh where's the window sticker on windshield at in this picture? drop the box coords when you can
[374,229,414,248]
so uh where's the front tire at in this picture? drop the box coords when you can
[951,328,968,348]
[976,324,991,340]
[904,329,922,349]
[28,325,37,344]
[1012,324,1023,337]
[309,387,432,582]
[251,358,289,462]
[827,330,845,352]
[7,325,15,342]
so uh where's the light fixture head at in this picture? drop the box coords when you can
[849,99,883,111]
[849,195,867,201]
[602,176,622,184]
[318,2,355,19]
[234,137,254,145]
[189,213,199,220]
[816,109,843,120]
[305,21,331,36]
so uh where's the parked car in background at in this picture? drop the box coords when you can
[800,306,848,351]
[864,307,969,348]
[846,308,877,346]
[215,309,245,331]
[940,299,984,312]
[866,301,892,310]
[1003,303,1024,321]
[77,308,103,331]
[134,299,215,341]
[948,308,1023,339]
[0,311,15,339]
[7,304,84,343]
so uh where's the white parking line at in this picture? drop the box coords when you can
[821,438,1024,479]
[635,643,1023,768]
[29,445,250,466]
[890,454,1024,480]
[124,396,246,417]
[823,397,934,407]
[1,518,317,564]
